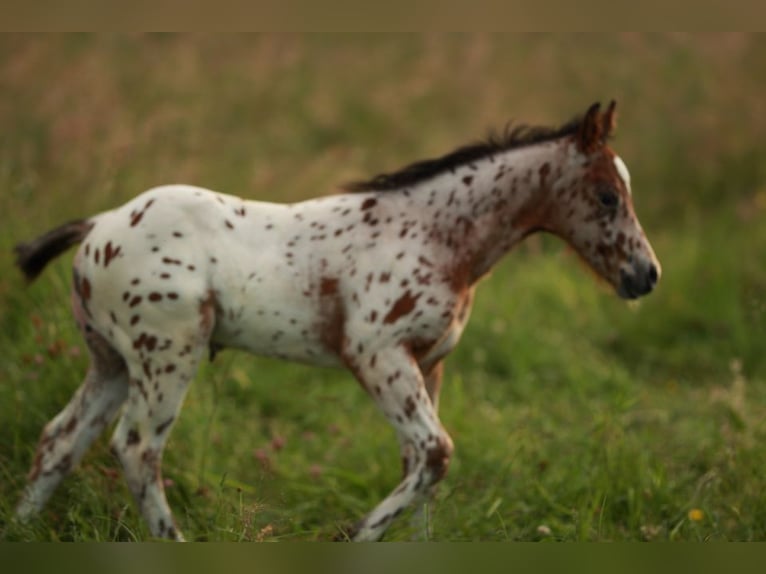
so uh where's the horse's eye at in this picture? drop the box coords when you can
[598,189,619,209]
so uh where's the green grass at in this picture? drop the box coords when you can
[2,34,766,541]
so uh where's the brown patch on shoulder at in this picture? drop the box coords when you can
[383,290,422,325]
[316,276,345,355]
[443,257,473,293]
[320,277,339,296]
[318,294,346,356]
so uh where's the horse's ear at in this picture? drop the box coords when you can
[577,102,602,154]
[602,100,617,139]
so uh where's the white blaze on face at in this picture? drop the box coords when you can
[613,155,632,195]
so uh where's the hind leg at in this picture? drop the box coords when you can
[16,327,129,521]
[109,292,215,541]
[109,342,206,542]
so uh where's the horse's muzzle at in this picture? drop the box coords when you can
[618,260,660,299]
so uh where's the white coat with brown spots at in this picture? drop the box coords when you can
[14,101,660,541]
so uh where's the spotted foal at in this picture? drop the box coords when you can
[15,101,660,541]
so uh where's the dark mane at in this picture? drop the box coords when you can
[344,115,583,193]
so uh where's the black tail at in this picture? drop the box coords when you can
[14,219,93,282]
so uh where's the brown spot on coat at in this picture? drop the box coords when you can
[129,199,155,228]
[104,241,122,267]
[361,198,377,211]
[81,277,92,300]
[51,453,72,475]
[539,162,551,187]
[28,450,44,481]
[155,417,175,436]
[127,429,141,446]
[404,395,416,419]
[383,290,422,325]
[64,417,78,435]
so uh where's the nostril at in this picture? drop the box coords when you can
[648,263,658,285]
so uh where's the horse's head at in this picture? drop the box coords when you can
[549,101,661,299]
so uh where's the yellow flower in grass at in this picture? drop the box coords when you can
[688,508,704,522]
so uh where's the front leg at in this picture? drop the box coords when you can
[411,360,444,539]
[341,347,453,542]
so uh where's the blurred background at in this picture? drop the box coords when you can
[1,34,766,541]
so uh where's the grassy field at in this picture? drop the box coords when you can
[2,34,766,541]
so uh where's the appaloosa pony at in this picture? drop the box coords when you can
[15,101,659,541]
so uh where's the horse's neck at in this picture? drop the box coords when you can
[405,139,572,286]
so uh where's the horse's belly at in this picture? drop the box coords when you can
[211,306,343,369]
